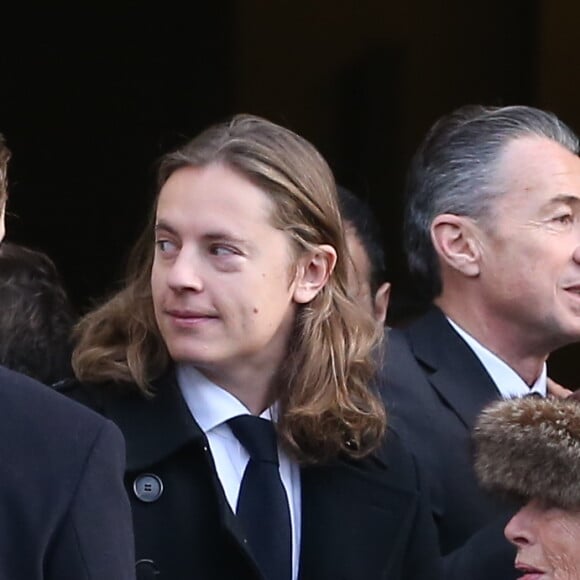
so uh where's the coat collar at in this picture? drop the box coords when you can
[403,306,501,429]
[101,371,205,472]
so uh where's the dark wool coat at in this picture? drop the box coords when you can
[380,306,519,580]
[60,370,442,580]
[0,365,135,580]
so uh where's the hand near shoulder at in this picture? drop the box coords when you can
[546,377,573,398]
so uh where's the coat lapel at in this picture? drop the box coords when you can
[404,306,501,430]
[101,372,204,471]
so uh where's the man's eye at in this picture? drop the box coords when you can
[210,245,237,256]
[554,214,573,224]
[155,239,177,253]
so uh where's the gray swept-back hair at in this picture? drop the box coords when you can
[404,105,579,299]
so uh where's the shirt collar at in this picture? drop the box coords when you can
[176,364,274,435]
[446,318,547,398]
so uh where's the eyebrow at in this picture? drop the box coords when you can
[154,220,250,245]
[154,221,178,236]
[546,194,580,208]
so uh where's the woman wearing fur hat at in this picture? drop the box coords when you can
[473,395,580,579]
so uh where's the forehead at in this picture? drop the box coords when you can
[495,136,580,207]
[156,164,275,231]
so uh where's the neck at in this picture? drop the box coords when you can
[436,295,548,386]
[195,362,279,415]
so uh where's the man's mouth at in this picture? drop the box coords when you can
[165,309,218,326]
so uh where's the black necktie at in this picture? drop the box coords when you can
[228,415,292,580]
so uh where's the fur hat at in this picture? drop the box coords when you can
[473,396,580,510]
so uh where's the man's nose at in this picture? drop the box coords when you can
[573,242,580,265]
[166,249,204,292]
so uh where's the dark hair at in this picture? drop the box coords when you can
[0,243,76,384]
[337,186,387,293]
[404,104,580,300]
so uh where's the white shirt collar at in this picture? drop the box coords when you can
[446,317,547,398]
[175,363,301,580]
[176,364,273,434]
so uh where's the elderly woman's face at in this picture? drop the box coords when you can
[505,499,580,579]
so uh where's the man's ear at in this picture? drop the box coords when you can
[373,282,391,326]
[430,214,481,277]
[293,244,337,304]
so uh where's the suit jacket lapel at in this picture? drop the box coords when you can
[405,306,501,430]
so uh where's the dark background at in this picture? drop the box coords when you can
[1,1,579,386]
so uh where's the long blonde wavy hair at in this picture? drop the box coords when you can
[73,114,386,463]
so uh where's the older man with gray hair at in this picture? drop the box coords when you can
[381,105,580,579]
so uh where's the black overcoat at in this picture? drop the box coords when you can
[61,370,441,580]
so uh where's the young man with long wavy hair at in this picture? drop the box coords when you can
[64,115,440,580]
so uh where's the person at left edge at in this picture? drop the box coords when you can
[0,137,136,579]
[59,114,442,580]
[0,242,76,385]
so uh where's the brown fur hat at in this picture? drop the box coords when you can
[473,396,580,510]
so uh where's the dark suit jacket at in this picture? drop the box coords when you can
[0,365,135,580]
[380,307,518,579]
[60,371,442,580]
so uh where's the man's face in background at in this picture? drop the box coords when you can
[345,225,390,326]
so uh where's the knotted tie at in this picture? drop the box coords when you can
[228,415,292,580]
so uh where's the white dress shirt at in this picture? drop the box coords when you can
[447,318,547,398]
[177,364,301,580]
